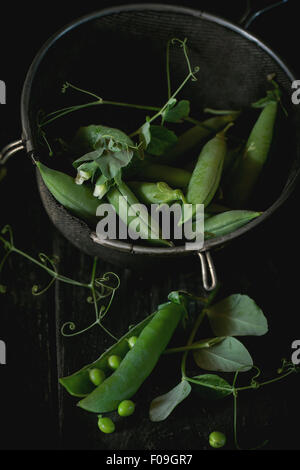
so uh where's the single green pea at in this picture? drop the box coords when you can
[89,368,106,386]
[108,355,122,370]
[97,416,115,434]
[209,431,226,448]
[118,400,135,417]
[128,336,138,349]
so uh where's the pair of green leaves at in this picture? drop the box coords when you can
[149,294,268,422]
[193,294,268,372]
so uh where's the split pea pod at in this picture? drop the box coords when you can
[127,181,187,205]
[106,181,172,247]
[197,210,262,240]
[160,113,240,165]
[77,301,185,413]
[60,312,156,397]
[227,99,278,207]
[36,161,100,221]
[186,123,233,209]
[137,164,191,189]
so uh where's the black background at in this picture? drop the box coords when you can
[1,0,300,452]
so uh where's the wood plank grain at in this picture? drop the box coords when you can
[0,156,59,449]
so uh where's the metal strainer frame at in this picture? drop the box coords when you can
[0,2,298,290]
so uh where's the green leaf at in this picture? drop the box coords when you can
[163,100,190,123]
[140,121,151,148]
[72,124,133,154]
[96,148,133,180]
[193,337,253,372]
[192,374,232,400]
[149,380,191,422]
[73,149,104,168]
[206,294,268,337]
[146,125,177,156]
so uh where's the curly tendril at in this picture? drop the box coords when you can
[31,277,56,296]
[250,365,262,388]
[60,320,99,338]
[0,227,120,341]
[95,272,121,291]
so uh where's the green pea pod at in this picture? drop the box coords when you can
[201,210,262,239]
[160,113,240,165]
[227,100,278,207]
[127,181,187,205]
[106,181,172,247]
[60,312,157,397]
[137,164,191,189]
[77,301,185,413]
[36,161,100,221]
[186,123,233,210]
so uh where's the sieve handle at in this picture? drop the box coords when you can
[239,0,289,29]
[197,251,218,292]
[0,139,25,165]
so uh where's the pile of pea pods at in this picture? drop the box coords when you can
[38,79,280,247]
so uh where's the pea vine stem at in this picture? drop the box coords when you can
[235,367,296,391]
[39,38,200,137]
[166,39,172,99]
[181,284,220,379]
[2,241,89,288]
[39,94,202,128]
[165,342,215,354]
[181,310,207,378]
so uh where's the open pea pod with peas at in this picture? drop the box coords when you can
[60,293,189,412]
[60,311,156,397]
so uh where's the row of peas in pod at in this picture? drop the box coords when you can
[37,39,283,247]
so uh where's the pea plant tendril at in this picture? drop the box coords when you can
[37,38,202,139]
[0,224,120,340]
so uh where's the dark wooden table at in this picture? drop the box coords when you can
[1,0,299,451]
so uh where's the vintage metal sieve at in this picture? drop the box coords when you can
[1,1,299,290]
